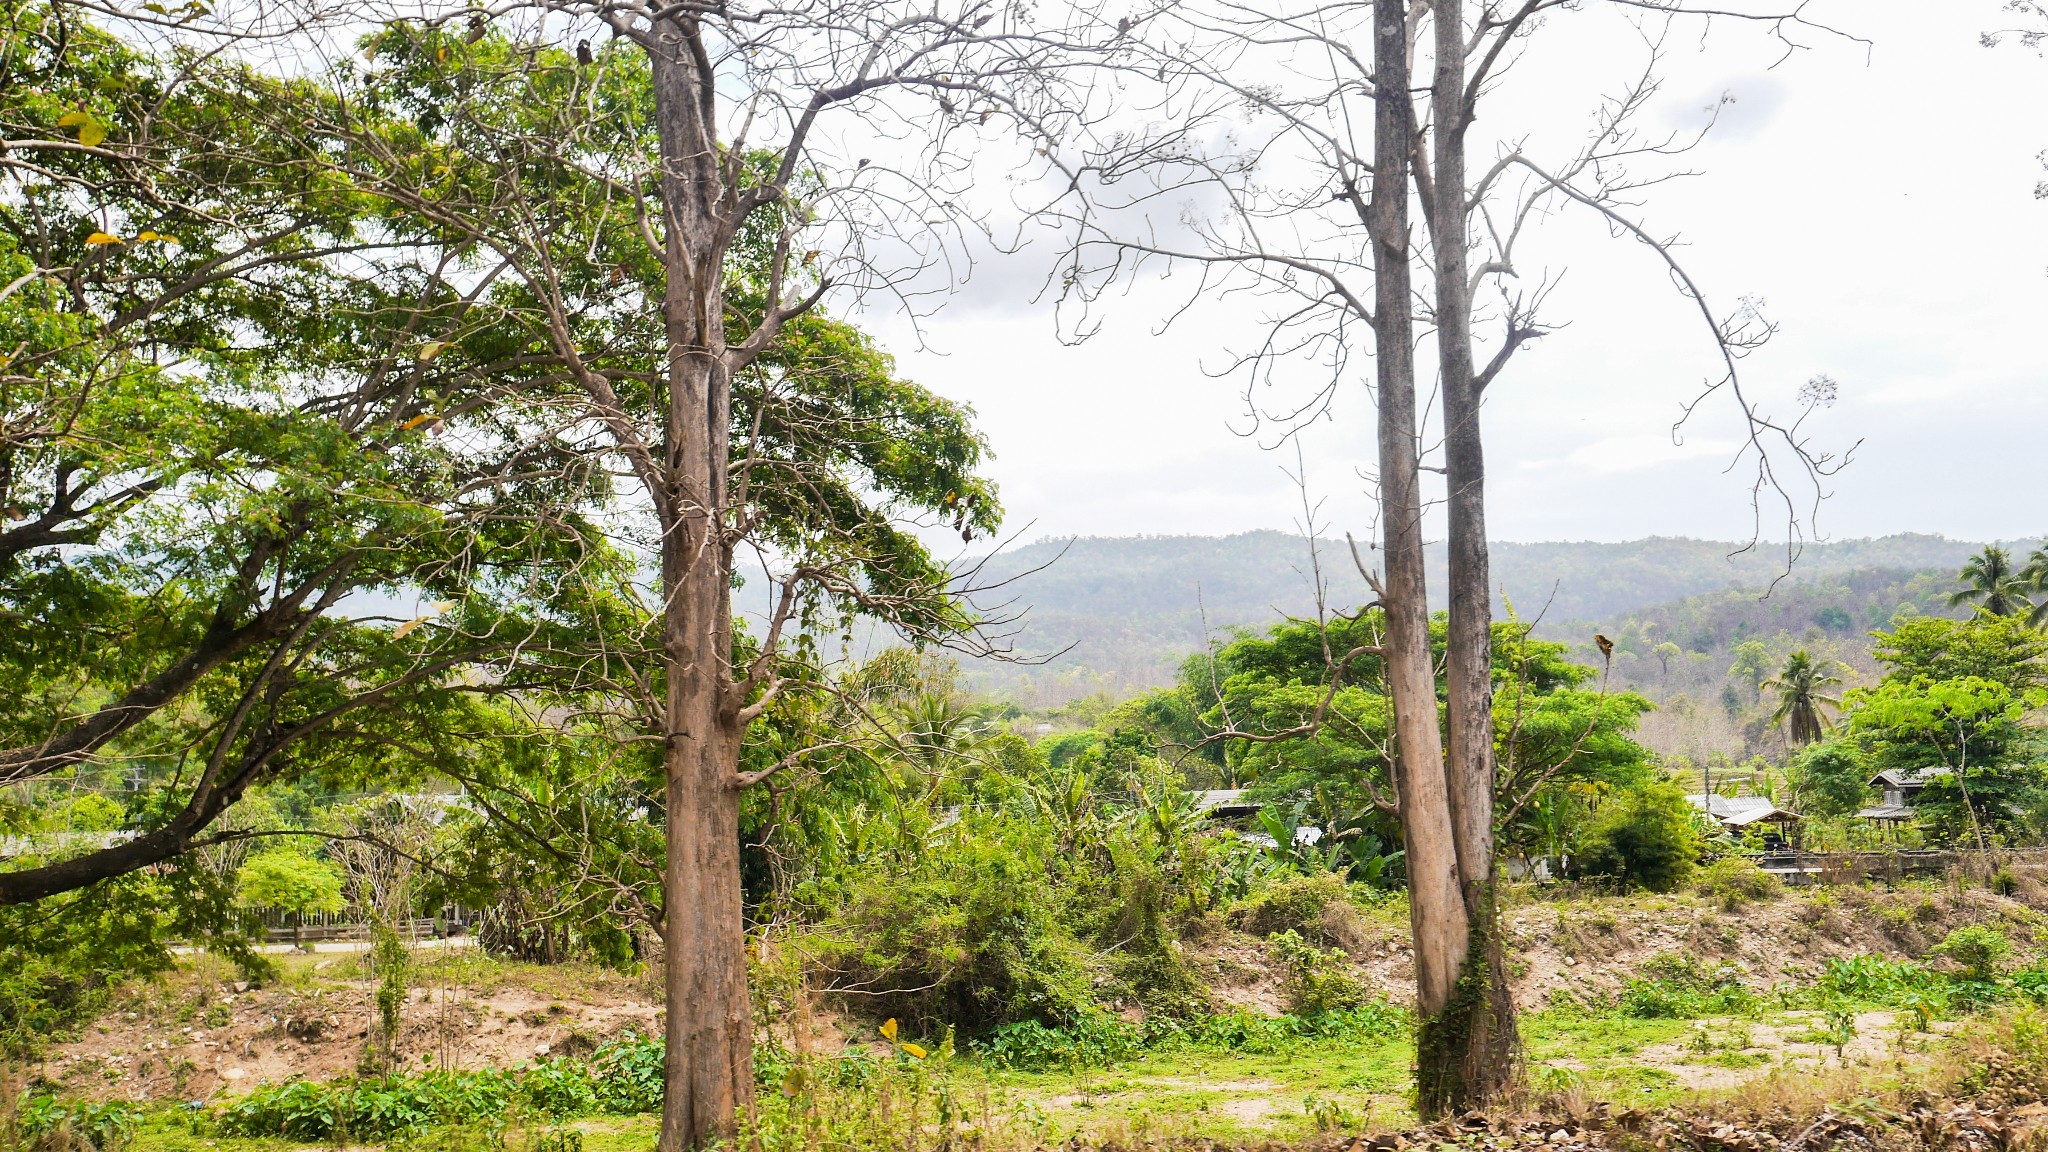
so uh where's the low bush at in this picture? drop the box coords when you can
[1934,925,2013,982]
[1810,954,1939,1006]
[1268,929,1369,1016]
[1695,858,1781,912]
[1230,873,1349,942]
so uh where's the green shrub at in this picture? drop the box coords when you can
[1694,858,1781,911]
[797,817,1100,1031]
[1575,784,1701,893]
[1268,929,1368,1016]
[1934,925,2014,982]
[1230,872,1348,941]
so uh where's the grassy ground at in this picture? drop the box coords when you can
[80,1005,1951,1152]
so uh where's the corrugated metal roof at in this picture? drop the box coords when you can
[1685,793,1802,827]
[1869,767,1950,789]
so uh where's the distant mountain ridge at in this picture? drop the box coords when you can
[959,531,2012,703]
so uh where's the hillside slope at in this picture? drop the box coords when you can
[960,532,2000,703]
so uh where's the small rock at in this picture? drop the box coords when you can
[1551,1130,1571,1141]
[223,1068,246,1081]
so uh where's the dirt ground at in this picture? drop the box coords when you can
[35,948,663,1103]
[33,870,2048,1107]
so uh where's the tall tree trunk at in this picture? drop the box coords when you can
[1426,0,1519,1109]
[649,19,756,1151]
[1370,0,1470,1070]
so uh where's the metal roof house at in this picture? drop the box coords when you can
[1192,789,1263,819]
[1685,792,1804,830]
[1855,767,1950,823]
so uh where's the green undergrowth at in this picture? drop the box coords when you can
[211,1036,664,1141]
[972,1004,1409,1070]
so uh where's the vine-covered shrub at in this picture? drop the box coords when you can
[1268,929,1369,1015]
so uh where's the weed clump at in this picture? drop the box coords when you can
[1268,929,1368,1015]
[1617,952,1755,1019]
[1695,858,1782,912]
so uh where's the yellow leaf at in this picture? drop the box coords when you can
[85,232,123,245]
[431,600,457,613]
[401,413,440,431]
[60,111,106,147]
[899,1042,927,1059]
[393,616,428,639]
[879,1018,898,1041]
[418,340,446,362]
[136,231,160,242]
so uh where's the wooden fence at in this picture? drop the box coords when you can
[257,907,478,945]
[1741,847,2048,885]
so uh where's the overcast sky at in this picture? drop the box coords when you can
[857,1,2048,551]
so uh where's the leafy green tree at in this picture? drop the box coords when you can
[1950,545,2034,618]
[306,30,1028,1136]
[1728,640,1771,689]
[1180,612,1655,863]
[1788,741,1873,817]
[1653,642,1683,677]
[1572,783,1701,893]
[1763,650,1842,746]
[1873,613,2048,691]
[1847,676,2046,847]
[236,850,345,951]
[0,8,614,905]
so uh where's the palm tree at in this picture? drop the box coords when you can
[1763,650,1842,746]
[1950,545,2034,618]
[2020,543,2048,626]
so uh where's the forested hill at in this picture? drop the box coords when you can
[959,531,1999,703]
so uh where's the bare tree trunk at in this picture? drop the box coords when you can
[649,20,756,1151]
[1425,0,1518,1110]
[1370,0,1469,1055]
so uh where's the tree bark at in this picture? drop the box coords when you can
[1370,0,1470,1059]
[1423,0,1519,1111]
[647,17,757,1151]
